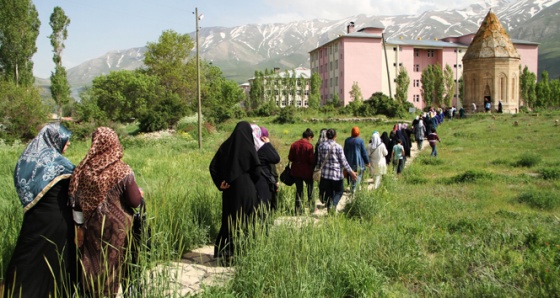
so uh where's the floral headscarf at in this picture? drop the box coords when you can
[14,123,74,212]
[250,124,264,151]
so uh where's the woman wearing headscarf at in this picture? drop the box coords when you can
[367,131,388,189]
[343,126,369,193]
[68,127,143,297]
[209,121,261,259]
[415,116,426,150]
[5,123,77,298]
[314,128,328,167]
[253,125,280,214]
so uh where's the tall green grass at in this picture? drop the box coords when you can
[1,113,560,296]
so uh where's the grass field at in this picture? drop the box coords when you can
[1,111,559,297]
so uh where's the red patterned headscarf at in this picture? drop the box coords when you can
[69,127,132,221]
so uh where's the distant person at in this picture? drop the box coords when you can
[428,128,441,157]
[253,125,280,214]
[5,123,78,298]
[472,102,477,113]
[317,129,357,212]
[485,99,491,113]
[414,116,426,150]
[367,131,388,189]
[498,100,503,113]
[391,139,405,175]
[288,128,315,214]
[343,126,369,193]
[209,121,261,260]
[459,107,465,119]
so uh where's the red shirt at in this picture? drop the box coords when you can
[288,138,315,179]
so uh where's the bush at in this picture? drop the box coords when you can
[273,106,297,124]
[0,81,48,141]
[513,154,542,167]
[539,167,560,180]
[517,190,560,210]
[447,170,495,184]
[139,112,168,132]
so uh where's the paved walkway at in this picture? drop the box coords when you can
[136,141,426,296]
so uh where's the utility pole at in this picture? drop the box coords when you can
[196,7,202,149]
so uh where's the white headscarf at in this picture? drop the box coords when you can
[369,131,382,150]
[250,124,264,151]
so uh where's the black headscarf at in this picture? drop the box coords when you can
[381,131,392,164]
[210,121,261,188]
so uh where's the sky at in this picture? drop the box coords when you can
[32,0,487,78]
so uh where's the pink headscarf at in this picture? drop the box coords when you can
[250,124,264,151]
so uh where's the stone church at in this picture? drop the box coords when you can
[462,11,520,114]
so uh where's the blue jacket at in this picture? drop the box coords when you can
[343,136,370,171]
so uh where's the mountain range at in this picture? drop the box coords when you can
[57,0,560,92]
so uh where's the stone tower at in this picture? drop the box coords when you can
[462,10,520,113]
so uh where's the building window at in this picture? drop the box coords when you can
[297,100,302,106]
[427,50,435,57]
[414,64,420,72]
[274,90,279,95]
[304,100,308,106]
[393,47,397,51]
[413,94,420,102]
[297,90,302,95]
[414,49,419,57]
[413,80,420,87]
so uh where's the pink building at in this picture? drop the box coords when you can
[309,25,539,109]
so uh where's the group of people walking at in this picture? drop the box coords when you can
[4,124,144,297]
[4,117,445,296]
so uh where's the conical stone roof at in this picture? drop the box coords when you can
[463,10,520,60]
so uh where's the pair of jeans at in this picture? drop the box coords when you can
[393,158,404,174]
[294,177,313,214]
[431,145,438,157]
[347,168,362,193]
[319,178,344,210]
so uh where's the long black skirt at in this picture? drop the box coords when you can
[3,179,77,298]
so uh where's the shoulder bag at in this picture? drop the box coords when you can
[313,145,332,182]
[280,162,295,186]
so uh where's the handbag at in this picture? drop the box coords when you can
[313,145,332,182]
[132,201,151,254]
[280,162,295,186]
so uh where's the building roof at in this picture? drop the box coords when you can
[463,10,520,60]
[386,38,468,49]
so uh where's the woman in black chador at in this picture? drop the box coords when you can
[209,121,261,259]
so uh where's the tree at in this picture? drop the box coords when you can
[49,6,71,118]
[91,70,157,123]
[520,66,537,108]
[144,30,195,101]
[0,0,40,86]
[201,63,245,124]
[394,67,410,104]
[307,72,321,109]
[535,71,551,108]
[421,64,444,107]
[421,65,435,107]
[0,81,47,141]
[248,70,264,111]
[347,81,364,115]
[549,78,560,107]
[443,64,455,107]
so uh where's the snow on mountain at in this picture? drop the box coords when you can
[67,0,560,88]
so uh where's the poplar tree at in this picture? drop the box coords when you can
[394,67,410,104]
[49,6,71,118]
[0,0,40,86]
[443,64,455,107]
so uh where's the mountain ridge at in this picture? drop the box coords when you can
[56,0,560,90]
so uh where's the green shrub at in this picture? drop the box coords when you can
[418,156,444,166]
[343,190,381,221]
[273,106,297,124]
[513,154,542,167]
[539,167,560,180]
[447,170,495,184]
[517,190,560,210]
